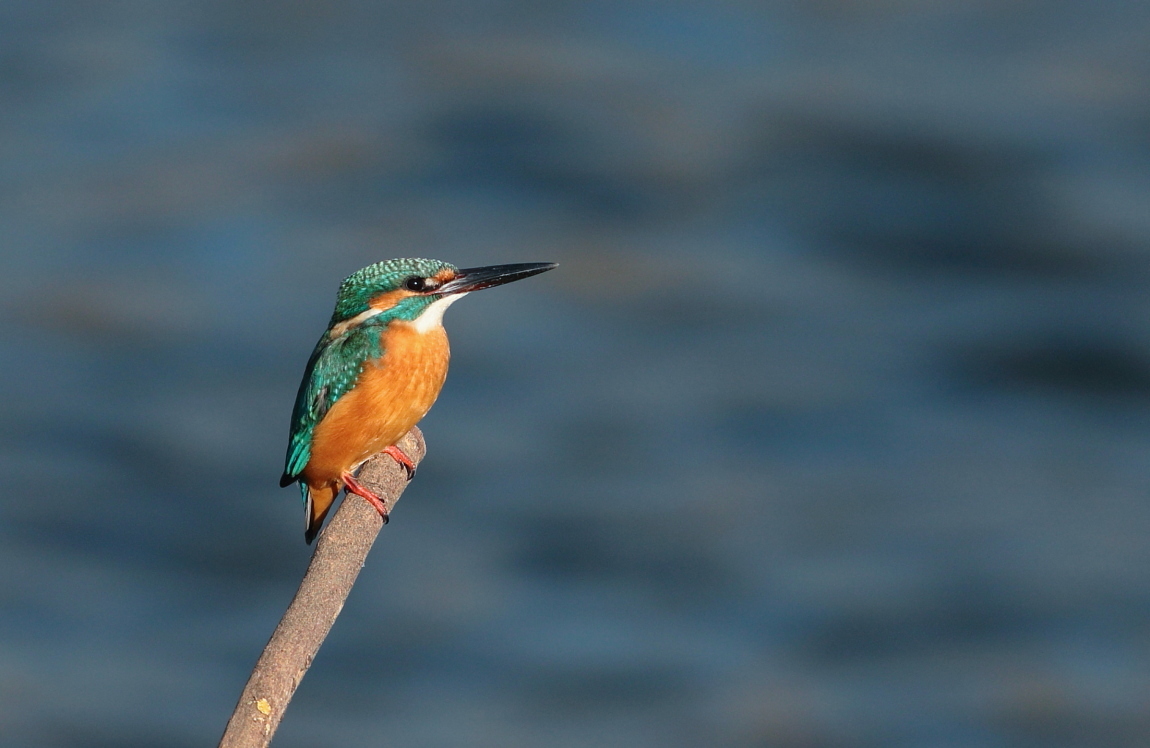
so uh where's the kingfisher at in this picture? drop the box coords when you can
[280,258,556,543]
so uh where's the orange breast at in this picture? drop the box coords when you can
[303,322,450,486]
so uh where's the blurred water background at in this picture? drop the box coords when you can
[4,2,1150,746]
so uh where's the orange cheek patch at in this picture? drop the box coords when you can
[368,289,417,311]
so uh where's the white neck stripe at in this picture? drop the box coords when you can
[328,307,384,338]
[329,293,467,338]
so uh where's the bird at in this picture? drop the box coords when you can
[280,257,557,543]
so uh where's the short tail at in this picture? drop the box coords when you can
[303,481,341,544]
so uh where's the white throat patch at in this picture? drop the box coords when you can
[410,293,467,333]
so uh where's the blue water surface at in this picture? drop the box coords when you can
[3,2,1150,747]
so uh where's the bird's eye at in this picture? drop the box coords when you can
[404,276,426,292]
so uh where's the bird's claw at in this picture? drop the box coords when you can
[341,472,390,522]
[383,445,416,480]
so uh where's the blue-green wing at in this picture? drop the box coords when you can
[280,325,383,487]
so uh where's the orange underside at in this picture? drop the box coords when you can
[302,321,450,531]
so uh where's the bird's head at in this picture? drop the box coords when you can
[328,257,556,337]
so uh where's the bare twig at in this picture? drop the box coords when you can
[218,427,427,748]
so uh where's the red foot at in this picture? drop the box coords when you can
[342,472,390,524]
[383,444,416,480]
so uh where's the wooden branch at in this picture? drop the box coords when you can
[218,427,427,748]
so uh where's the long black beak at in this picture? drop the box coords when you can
[437,262,558,295]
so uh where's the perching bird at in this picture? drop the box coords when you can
[280,258,556,543]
